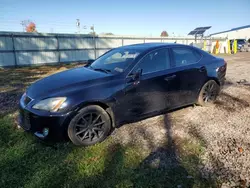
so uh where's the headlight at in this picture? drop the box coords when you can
[32,97,67,112]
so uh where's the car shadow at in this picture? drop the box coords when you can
[132,114,195,187]
[72,113,220,187]
[116,103,193,129]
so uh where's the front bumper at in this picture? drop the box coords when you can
[18,105,72,141]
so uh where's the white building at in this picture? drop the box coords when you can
[210,25,250,40]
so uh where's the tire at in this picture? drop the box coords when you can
[197,80,220,106]
[68,105,111,146]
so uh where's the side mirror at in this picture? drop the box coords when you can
[87,59,95,64]
[128,69,142,80]
[86,59,95,66]
[88,59,95,63]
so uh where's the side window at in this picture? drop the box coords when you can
[134,48,171,74]
[172,48,202,67]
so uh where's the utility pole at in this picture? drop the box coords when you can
[90,25,96,59]
[76,19,80,34]
[20,21,25,32]
[20,20,31,32]
[90,24,95,35]
[21,20,30,32]
[82,25,87,34]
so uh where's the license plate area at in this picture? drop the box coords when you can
[19,108,31,130]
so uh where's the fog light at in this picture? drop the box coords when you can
[43,128,49,137]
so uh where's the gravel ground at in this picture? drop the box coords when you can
[112,53,250,187]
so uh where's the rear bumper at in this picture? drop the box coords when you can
[219,77,226,86]
[217,64,226,86]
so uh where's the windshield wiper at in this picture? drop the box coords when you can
[93,68,111,74]
[87,65,111,74]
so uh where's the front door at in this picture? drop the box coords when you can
[120,47,180,121]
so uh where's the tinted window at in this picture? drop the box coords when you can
[237,39,246,44]
[172,48,201,67]
[134,48,170,74]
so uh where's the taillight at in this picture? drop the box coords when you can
[223,60,227,70]
[217,61,227,72]
[224,60,227,66]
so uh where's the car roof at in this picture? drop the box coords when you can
[117,42,188,51]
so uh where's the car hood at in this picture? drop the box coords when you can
[27,67,112,99]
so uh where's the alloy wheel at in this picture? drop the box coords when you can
[75,112,105,142]
[202,82,218,103]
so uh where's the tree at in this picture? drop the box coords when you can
[25,22,37,32]
[160,31,168,37]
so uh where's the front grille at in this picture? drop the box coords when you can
[19,109,31,130]
[23,96,32,106]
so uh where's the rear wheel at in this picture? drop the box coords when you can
[197,80,220,106]
[68,105,111,146]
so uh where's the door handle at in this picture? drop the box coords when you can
[164,74,176,81]
[199,66,206,72]
[133,80,140,85]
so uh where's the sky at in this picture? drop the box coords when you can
[0,0,249,36]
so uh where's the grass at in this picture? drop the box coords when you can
[0,64,217,188]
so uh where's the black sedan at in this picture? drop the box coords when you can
[19,43,227,146]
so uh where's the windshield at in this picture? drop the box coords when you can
[89,48,142,73]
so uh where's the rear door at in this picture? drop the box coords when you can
[169,47,208,106]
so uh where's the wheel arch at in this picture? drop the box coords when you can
[196,78,220,106]
[207,77,220,86]
[73,101,116,128]
[198,77,220,95]
[195,77,220,102]
[76,101,110,111]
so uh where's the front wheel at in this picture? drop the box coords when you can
[68,105,111,146]
[197,80,220,106]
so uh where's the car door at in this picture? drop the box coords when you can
[120,48,180,121]
[169,47,208,106]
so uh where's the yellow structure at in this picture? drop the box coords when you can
[227,40,231,54]
[233,39,237,54]
[203,40,206,51]
[215,40,219,54]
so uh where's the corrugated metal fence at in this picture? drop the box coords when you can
[0,32,227,67]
